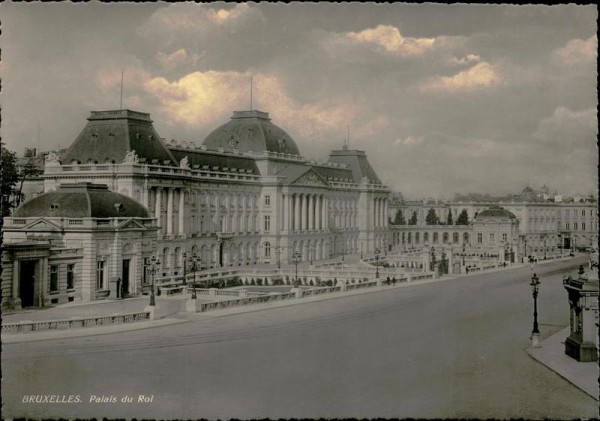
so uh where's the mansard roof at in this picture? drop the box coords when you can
[62,110,177,165]
[328,149,383,185]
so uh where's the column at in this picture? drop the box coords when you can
[323,196,328,229]
[167,188,174,235]
[142,186,149,209]
[294,193,301,231]
[154,187,162,230]
[300,194,306,231]
[283,193,288,231]
[308,194,314,231]
[178,189,185,234]
[317,195,322,230]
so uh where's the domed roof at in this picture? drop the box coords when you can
[14,183,150,219]
[202,110,301,156]
[476,207,517,220]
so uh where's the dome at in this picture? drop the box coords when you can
[475,207,517,220]
[202,110,301,156]
[14,183,150,219]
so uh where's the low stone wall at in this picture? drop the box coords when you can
[2,311,150,334]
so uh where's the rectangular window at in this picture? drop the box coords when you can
[264,195,271,206]
[67,264,75,290]
[199,216,204,233]
[96,260,105,290]
[50,265,59,292]
[264,215,271,232]
[582,222,586,231]
[502,233,508,242]
[574,222,578,230]
[477,233,483,244]
[143,257,149,285]
[489,233,495,242]
[566,222,570,230]
[582,210,585,216]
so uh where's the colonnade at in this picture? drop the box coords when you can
[283,192,328,232]
[373,197,388,228]
[147,187,186,236]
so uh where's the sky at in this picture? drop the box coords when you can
[1,2,597,199]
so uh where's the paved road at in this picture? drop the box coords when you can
[2,257,597,419]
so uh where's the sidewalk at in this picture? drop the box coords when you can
[528,327,598,400]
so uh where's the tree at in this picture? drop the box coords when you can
[1,145,19,218]
[456,209,470,225]
[15,158,43,207]
[408,211,418,225]
[425,208,439,225]
[446,211,454,225]
[393,210,406,225]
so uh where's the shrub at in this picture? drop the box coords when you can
[326,280,333,287]
[309,280,314,286]
[251,278,256,286]
[257,278,263,286]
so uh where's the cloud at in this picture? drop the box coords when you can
[419,62,504,93]
[551,35,597,66]
[394,135,423,146]
[206,3,255,25]
[448,54,480,66]
[142,71,360,140]
[156,49,188,69]
[137,3,265,49]
[344,24,435,56]
[533,106,597,149]
[97,66,152,92]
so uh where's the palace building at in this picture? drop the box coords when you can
[2,108,390,308]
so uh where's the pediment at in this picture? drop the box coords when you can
[117,219,146,230]
[22,219,61,232]
[290,168,329,187]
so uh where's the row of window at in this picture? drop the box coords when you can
[476,233,509,244]
[49,264,75,293]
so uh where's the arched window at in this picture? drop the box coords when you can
[443,232,449,243]
[424,232,429,243]
[453,232,459,244]
[433,232,439,244]
[264,242,271,258]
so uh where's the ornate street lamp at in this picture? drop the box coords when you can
[530,273,541,347]
[292,251,301,287]
[374,247,381,279]
[146,255,161,306]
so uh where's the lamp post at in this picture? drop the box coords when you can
[188,252,200,299]
[292,251,301,287]
[430,246,436,273]
[462,242,466,266]
[182,251,188,286]
[374,247,381,278]
[146,255,160,306]
[530,273,541,347]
